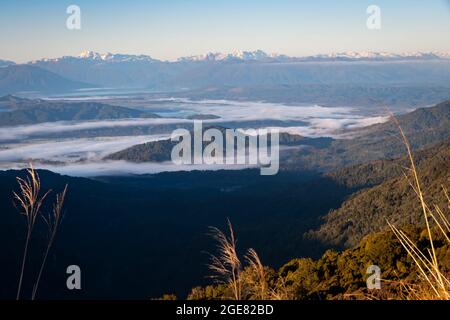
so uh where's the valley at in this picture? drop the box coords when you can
[0,49,449,301]
[0,90,447,299]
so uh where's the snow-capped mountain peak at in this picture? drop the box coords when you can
[27,50,450,65]
[178,50,286,62]
[303,51,450,61]
[177,50,450,62]
[77,51,157,62]
[78,50,111,60]
[29,51,158,65]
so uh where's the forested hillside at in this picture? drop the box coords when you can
[308,139,449,248]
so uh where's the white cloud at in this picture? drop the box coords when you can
[0,118,190,141]
[0,160,252,177]
[0,99,369,141]
[0,135,169,162]
[0,98,390,176]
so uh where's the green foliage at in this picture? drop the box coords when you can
[185,130,449,300]
[187,285,228,300]
[308,139,450,248]
[187,226,449,300]
[105,127,331,163]
[280,225,448,299]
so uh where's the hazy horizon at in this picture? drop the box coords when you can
[4,48,450,64]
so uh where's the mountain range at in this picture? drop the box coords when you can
[1,50,450,96]
[27,50,450,64]
[105,129,331,163]
[0,64,91,95]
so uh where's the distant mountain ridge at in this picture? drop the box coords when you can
[2,50,450,98]
[0,59,15,67]
[34,50,159,64]
[178,50,450,62]
[24,50,450,91]
[26,50,450,64]
[0,95,159,127]
[0,64,92,95]
[104,128,329,163]
[177,50,290,62]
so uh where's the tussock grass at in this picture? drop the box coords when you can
[14,166,51,300]
[207,219,289,300]
[208,219,242,300]
[244,248,268,299]
[388,117,450,300]
[32,184,68,300]
[13,166,68,300]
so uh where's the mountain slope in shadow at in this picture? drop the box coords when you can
[0,64,93,95]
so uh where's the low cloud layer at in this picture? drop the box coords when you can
[0,99,384,141]
[0,118,189,141]
[0,98,390,176]
[0,134,169,162]
[0,160,253,177]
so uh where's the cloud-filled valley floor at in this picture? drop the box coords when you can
[0,96,391,176]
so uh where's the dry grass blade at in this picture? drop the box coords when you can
[244,248,268,299]
[14,166,51,300]
[32,185,68,300]
[387,113,450,300]
[207,219,242,300]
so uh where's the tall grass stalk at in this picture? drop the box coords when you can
[13,166,51,300]
[245,248,268,299]
[388,116,450,300]
[31,185,67,300]
[208,219,242,300]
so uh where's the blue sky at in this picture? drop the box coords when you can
[1,0,450,62]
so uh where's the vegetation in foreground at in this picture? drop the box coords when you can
[13,166,67,300]
[181,125,450,300]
